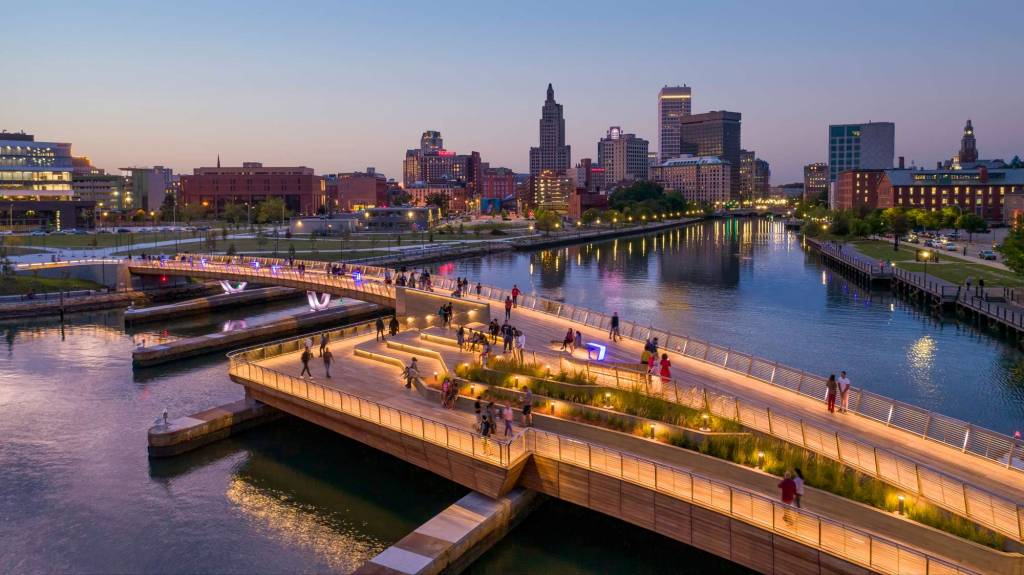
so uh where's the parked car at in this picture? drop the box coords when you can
[30,230,47,236]
[116,228,131,234]
[979,250,998,260]
[905,234,920,244]
[944,243,959,251]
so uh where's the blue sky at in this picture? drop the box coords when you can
[3,0,1022,182]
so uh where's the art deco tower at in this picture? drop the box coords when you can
[529,83,571,176]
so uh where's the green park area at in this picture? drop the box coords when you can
[0,276,104,296]
[850,239,1024,287]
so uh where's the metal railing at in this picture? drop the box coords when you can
[891,267,960,300]
[133,253,1024,541]
[427,275,1024,542]
[960,291,1024,330]
[811,239,892,278]
[228,330,976,575]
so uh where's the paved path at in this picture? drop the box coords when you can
[253,329,1013,573]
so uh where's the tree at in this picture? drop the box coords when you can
[221,202,247,227]
[257,198,291,224]
[182,203,207,224]
[920,210,944,231]
[941,206,961,231]
[390,190,412,206]
[998,221,1024,276]
[1009,155,1023,169]
[424,192,449,215]
[601,208,622,226]
[580,208,601,226]
[534,209,560,234]
[609,181,665,210]
[956,213,988,243]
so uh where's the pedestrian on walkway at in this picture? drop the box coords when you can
[521,386,533,426]
[389,315,400,336]
[502,322,513,352]
[456,325,465,350]
[480,339,492,365]
[475,282,482,298]
[503,404,514,437]
[561,328,574,352]
[376,317,386,341]
[402,357,420,389]
[838,371,851,414]
[826,374,838,413]
[966,277,973,294]
[319,332,329,357]
[793,468,805,508]
[515,329,526,364]
[778,471,797,517]
[441,377,451,407]
[574,330,583,353]
[609,312,621,342]
[504,296,513,320]
[659,353,672,385]
[322,346,333,378]
[300,348,313,378]
[511,284,520,307]
[979,277,985,297]
[474,396,483,428]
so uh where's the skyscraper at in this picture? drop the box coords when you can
[657,85,692,161]
[529,83,571,176]
[827,122,895,181]
[679,111,742,199]
[597,126,650,185]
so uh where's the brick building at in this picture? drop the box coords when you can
[180,162,324,216]
[834,169,885,211]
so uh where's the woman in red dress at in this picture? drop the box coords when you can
[659,353,671,384]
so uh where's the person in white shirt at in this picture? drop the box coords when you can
[838,371,851,414]
[515,330,526,364]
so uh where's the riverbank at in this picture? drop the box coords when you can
[510,216,701,250]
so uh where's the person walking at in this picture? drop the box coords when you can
[300,348,313,379]
[978,277,985,297]
[826,374,838,413]
[474,396,483,429]
[441,377,451,408]
[503,404,514,437]
[319,332,329,357]
[376,317,386,341]
[609,312,621,342]
[475,282,482,298]
[561,328,574,352]
[511,284,521,307]
[456,325,465,350]
[504,296,513,320]
[389,315,400,336]
[574,330,583,353]
[514,329,526,364]
[793,468,805,508]
[322,346,333,378]
[838,371,851,414]
[502,322,513,352]
[521,386,533,427]
[659,353,672,385]
[402,358,420,389]
[778,472,797,524]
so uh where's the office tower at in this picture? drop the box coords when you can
[657,85,692,161]
[121,166,173,212]
[739,150,755,201]
[420,130,443,152]
[679,111,742,199]
[528,84,571,176]
[0,131,95,229]
[827,122,895,181]
[597,126,650,185]
[650,156,732,206]
[803,162,829,201]
[753,159,771,199]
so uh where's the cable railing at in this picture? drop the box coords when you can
[227,330,976,575]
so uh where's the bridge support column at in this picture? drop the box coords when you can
[306,291,332,311]
[219,280,248,294]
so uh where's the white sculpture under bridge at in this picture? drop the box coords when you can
[218,280,248,294]
[306,291,332,311]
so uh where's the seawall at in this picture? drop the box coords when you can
[147,398,284,457]
[125,286,298,324]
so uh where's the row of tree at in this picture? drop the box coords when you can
[803,206,988,243]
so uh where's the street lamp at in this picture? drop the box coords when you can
[919,249,931,281]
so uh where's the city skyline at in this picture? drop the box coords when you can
[4,0,1022,183]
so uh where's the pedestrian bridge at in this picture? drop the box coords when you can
[124,253,1024,573]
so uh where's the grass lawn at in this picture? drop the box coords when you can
[12,232,193,250]
[897,262,1024,287]
[849,240,1024,287]
[1,276,104,295]
[1,245,47,256]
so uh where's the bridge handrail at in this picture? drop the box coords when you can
[426,276,1024,541]
[132,255,1024,540]
[501,335,1024,541]
[524,426,976,575]
[227,331,976,574]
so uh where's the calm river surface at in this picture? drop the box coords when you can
[2,218,1022,574]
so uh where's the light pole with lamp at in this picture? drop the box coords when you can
[919,249,931,284]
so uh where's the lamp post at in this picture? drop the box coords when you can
[920,249,931,282]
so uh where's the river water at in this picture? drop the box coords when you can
[2,218,1022,574]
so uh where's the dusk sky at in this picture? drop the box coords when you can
[5,0,1022,183]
